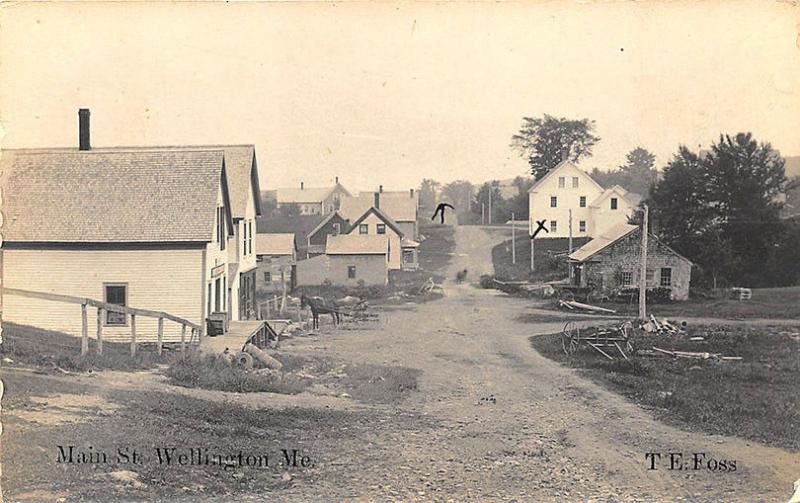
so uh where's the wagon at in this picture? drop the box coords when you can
[561,320,636,360]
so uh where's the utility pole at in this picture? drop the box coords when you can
[530,216,535,271]
[488,188,492,225]
[511,212,516,265]
[568,209,573,282]
[639,205,649,320]
[481,203,485,225]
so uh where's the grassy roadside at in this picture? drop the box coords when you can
[573,286,800,320]
[0,322,174,372]
[530,324,800,450]
[2,369,435,501]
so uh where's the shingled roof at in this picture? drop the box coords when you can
[1,149,229,243]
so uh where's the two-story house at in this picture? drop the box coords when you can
[527,160,641,239]
[340,186,419,239]
[275,178,351,216]
[0,109,262,343]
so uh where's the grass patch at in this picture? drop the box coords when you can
[166,351,311,394]
[530,324,800,450]
[337,363,421,404]
[491,236,590,282]
[1,322,173,372]
[563,286,800,320]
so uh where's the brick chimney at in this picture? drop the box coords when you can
[300,181,304,190]
[335,176,339,184]
[410,188,414,198]
[78,108,91,151]
[374,191,380,209]
[379,185,383,193]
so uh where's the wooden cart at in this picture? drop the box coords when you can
[561,320,636,360]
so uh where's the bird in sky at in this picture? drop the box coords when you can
[531,219,549,239]
[431,203,455,224]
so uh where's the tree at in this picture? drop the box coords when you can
[511,114,600,180]
[418,178,441,212]
[472,181,509,224]
[591,147,658,197]
[648,134,788,288]
[440,180,475,224]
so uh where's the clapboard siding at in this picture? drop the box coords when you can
[3,248,204,342]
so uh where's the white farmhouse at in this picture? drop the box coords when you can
[527,160,641,239]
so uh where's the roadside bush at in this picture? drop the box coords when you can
[166,351,310,394]
[614,287,672,304]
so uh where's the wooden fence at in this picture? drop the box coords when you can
[2,287,203,357]
[257,294,303,322]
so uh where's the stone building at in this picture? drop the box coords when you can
[568,223,693,301]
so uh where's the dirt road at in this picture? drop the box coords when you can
[4,225,798,502]
[276,224,799,501]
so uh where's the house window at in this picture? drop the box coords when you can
[332,222,341,235]
[660,268,672,287]
[248,221,253,255]
[620,271,633,286]
[579,220,586,232]
[243,221,247,255]
[579,196,586,208]
[207,283,212,317]
[646,269,655,285]
[104,283,127,326]
[359,224,368,235]
[550,220,557,233]
[572,177,579,188]
[550,196,557,208]
[611,197,618,210]
[558,177,565,188]
[403,250,415,263]
[217,207,226,251]
[348,266,357,279]
[264,271,271,282]
[222,276,226,311]
[377,224,386,234]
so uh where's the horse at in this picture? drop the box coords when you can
[300,294,341,330]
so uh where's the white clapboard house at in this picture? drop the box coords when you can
[528,160,642,239]
[0,109,262,342]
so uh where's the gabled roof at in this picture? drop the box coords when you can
[1,149,228,242]
[528,160,605,193]
[276,183,350,204]
[5,144,261,220]
[256,213,325,240]
[255,233,296,256]
[307,211,347,239]
[347,206,405,237]
[340,191,418,222]
[326,234,389,255]
[569,223,637,262]
[570,223,693,265]
[589,185,635,208]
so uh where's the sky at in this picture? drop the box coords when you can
[1,1,798,193]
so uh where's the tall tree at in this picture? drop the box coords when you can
[418,178,441,212]
[648,134,787,288]
[441,180,475,224]
[511,114,600,180]
[591,146,658,197]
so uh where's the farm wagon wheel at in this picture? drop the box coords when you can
[561,321,580,355]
